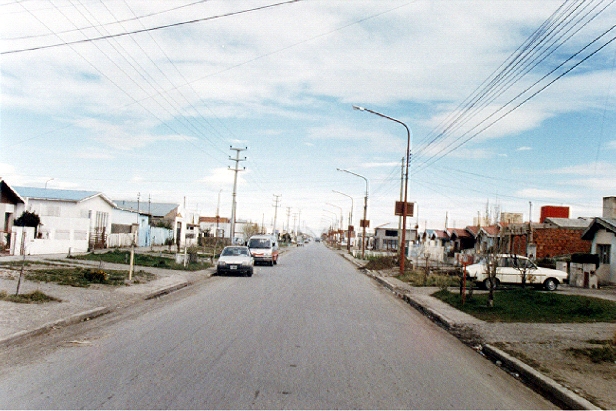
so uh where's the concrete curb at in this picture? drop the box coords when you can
[482,344,600,410]
[144,281,189,300]
[0,306,111,347]
[338,252,602,410]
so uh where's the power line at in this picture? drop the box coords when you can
[4,0,214,41]
[2,0,301,54]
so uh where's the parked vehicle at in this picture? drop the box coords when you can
[216,246,254,277]
[465,254,568,291]
[248,235,279,266]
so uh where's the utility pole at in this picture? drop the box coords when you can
[216,189,222,238]
[286,207,291,235]
[272,194,282,236]
[229,146,247,245]
[398,156,404,256]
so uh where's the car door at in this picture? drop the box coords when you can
[498,256,519,284]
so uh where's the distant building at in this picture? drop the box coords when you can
[500,212,523,224]
[540,205,569,223]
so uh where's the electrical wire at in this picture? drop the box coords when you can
[1,0,302,54]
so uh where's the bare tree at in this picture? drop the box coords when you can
[480,200,503,308]
[242,222,260,242]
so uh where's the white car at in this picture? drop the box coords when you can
[464,254,568,291]
[217,246,254,277]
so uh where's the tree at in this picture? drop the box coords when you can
[242,222,260,241]
[480,200,503,308]
[14,210,41,237]
[14,210,40,228]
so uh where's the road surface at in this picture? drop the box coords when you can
[0,243,554,409]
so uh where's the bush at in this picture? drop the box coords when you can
[364,256,397,270]
[83,269,107,283]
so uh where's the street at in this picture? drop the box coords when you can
[0,243,555,409]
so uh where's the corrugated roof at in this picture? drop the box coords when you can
[544,217,592,229]
[14,186,111,204]
[114,200,178,217]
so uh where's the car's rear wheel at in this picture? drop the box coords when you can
[544,278,558,291]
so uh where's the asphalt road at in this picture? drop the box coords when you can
[0,243,555,409]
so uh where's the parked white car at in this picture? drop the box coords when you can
[464,254,568,291]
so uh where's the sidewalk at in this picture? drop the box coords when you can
[0,253,215,346]
[338,251,612,410]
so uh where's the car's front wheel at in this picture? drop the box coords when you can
[544,278,558,291]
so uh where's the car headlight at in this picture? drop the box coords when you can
[241,261,252,267]
[217,260,226,266]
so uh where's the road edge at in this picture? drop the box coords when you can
[338,251,601,410]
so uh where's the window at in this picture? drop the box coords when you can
[598,244,611,265]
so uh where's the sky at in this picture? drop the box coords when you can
[2,0,616,236]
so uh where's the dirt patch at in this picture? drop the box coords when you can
[494,337,616,409]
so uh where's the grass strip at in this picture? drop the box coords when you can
[433,288,616,323]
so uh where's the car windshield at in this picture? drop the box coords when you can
[248,238,271,249]
[221,247,249,256]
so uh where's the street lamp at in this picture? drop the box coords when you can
[325,203,343,230]
[332,190,354,251]
[337,168,369,259]
[353,105,412,275]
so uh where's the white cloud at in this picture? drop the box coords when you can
[515,188,575,200]
[517,146,532,151]
[200,167,248,187]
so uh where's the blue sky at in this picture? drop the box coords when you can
[2,0,616,235]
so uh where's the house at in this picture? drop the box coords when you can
[110,206,150,248]
[473,224,501,254]
[0,179,25,253]
[500,218,591,259]
[448,228,475,254]
[12,186,116,255]
[199,216,230,239]
[581,197,616,285]
[113,200,183,247]
[373,227,416,252]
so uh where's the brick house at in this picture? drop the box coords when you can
[500,218,592,259]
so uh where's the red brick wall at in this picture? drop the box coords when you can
[540,206,569,223]
[506,228,591,258]
[534,228,591,258]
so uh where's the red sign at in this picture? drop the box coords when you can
[395,201,415,217]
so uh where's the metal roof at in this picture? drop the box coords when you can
[113,200,179,217]
[13,186,113,205]
[543,217,592,229]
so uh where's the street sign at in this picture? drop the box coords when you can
[395,201,415,217]
[360,219,370,228]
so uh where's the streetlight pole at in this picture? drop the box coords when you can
[353,105,412,275]
[326,203,343,230]
[332,190,354,252]
[337,168,368,259]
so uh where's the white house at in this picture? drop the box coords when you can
[0,179,25,253]
[581,197,616,285]
[13,186,116,255]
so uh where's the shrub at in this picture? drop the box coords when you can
[364,256,397,270]
[83,269,107,283]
